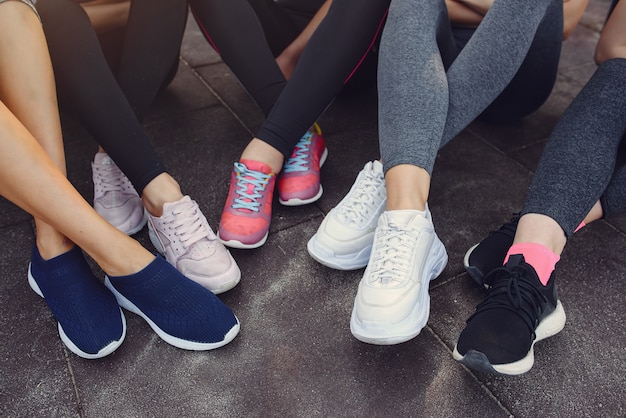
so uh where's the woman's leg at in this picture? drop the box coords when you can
[601,161,626,217]
[218,0,390,250]
[454,58,626,375]
[0,1,133,359]
[36,0,240,293]
[189,0,290,117]
[0,107,240,353]
[115,0,188,120]
[0,1,240,358]
[0,0,73,261]
[349,0,559,346]
[255,0,390,162]
[520,58,626,242]
[476,0,563,124]
[36,0,166,194]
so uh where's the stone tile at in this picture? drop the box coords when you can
[580,0,614,31]
[429,131,534,276]
[0,197,31,230]
[194,63,266,132]
[145,62,223,124]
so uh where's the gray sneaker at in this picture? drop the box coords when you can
[148,196,241,294]
[92,152,147,235]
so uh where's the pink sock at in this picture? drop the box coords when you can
[504,243,560,286]
[574,220,586,233]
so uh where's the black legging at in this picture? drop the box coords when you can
[36,0,188,194]
[190,0,389,157]
[188,0,313,117]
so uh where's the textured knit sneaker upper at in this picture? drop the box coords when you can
[454,254,566,375]
[464,214,519,287]
[92,152,147,235]
[307,160,386,270]
[148,196,240,294]
[350,209,448,345]
[278,123,328,206]
[105,256,239,351]
[218,159,276,249]
[28,245,126,359]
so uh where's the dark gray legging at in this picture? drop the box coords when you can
[522,58,626,237]
[378,0,562,175]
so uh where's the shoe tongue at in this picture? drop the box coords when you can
[506,254,526,267]
[504,254,544,284]
[385,209,423,226]
[239,159,273,175]
[95,153,113,165]
[371,160,384,174]
[162,195,192,214]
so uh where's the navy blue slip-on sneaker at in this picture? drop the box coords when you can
[28,246,126,359]
[453,255,566,375]
[105,256,240,351]
[463,214,519,288]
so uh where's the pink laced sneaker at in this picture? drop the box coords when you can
[278,123,328,206]
[218,159,276,249]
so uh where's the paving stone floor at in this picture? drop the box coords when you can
[1,1,624,417]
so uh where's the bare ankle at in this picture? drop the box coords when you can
[35,222,74,260]
[240,139,284,174]
[141,173,184,217]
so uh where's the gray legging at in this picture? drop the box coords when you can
[522,58,626,237]
[378,0,562,175]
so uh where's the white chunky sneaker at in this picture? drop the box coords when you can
[148,196,241,294]
[92,152,147,235]
[350,208,448,345]
[307,161,386,270]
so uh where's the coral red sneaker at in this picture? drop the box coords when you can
[218,159,276,249]
[278,123,328,206]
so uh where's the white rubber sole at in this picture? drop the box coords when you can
[306,232,371,271]
[218,231,268,250]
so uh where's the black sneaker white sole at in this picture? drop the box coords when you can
[452,300,566,375]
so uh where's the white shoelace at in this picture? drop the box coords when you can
[165,201,211,250]
[336,169,385,227]
[282,131,313,173]
[93,159,132,193]
[367,223,420,287]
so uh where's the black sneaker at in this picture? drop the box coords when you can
[463,214,519,288]
[453,254,566,375]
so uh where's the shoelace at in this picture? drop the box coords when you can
[336,169,385,227]
[166,200,211,250]
[94,160,131,193]
[471,265,550,333]
[367,223,419,286]
[232,162,272,212]
[282,131,313,173]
